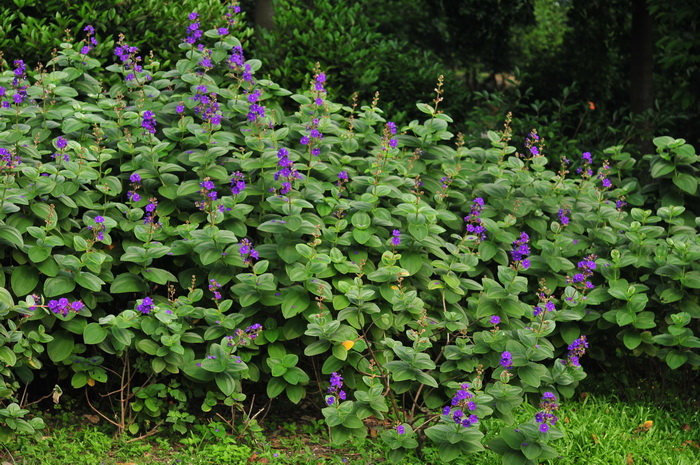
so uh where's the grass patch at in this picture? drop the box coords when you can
[2,393,698,464]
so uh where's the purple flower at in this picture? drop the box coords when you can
[239,238,258,264]
[464,198,487,241]
[338,171,348,181]
[443,384,477,427]
[218,27,229,36]
[563,336,588,368]
[230,171,246,195]
[176,104,185,114]
[391,229,401,246]
[387,121,397,135]
[141,111,157,134]
[490,315,500,325]
[137,297,155,314]
[500,351,513,369]
[94,216,104,224]
[558,208,570,226]
[130,173,141,183]
[510,232,531,268]
[397,425,405,435]
[56,137,68,150]
[535,392,559,433]
[582,152,592,164]
[327,372,346,406]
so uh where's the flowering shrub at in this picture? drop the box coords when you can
[0,4,698,461]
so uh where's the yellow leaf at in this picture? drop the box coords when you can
[643,420,653,429]
[87,378,95,387]
[341,340,354,350]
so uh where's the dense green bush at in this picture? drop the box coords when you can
[0,6,698,463]
[0,0,251,66]
[251,0,465,124]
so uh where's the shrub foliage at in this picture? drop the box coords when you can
[0,4,698,463]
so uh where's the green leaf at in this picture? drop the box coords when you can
[142,268,177,285]
[517,363,547,388]
[622,330,641,350]
[666,350,688,369]
[11,266,39,297]
[0,346,17,366]
[75,272,105,292]
[44,275,76,297]
[110,273,148,293]
[267,377,286,398]
[215,373,237,396]
[47,331,74,363]
[0,225,24,248]
[83,323,108,345]
[478,241,498,261]
[672,173,697,194]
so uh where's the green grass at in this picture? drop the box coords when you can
[2,393,698,464]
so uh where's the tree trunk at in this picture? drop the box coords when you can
[255,0,275,31]
[630,0,654,114]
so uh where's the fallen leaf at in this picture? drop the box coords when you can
[82,414,100,424]
[626,453,634,465]
[681,423,691,432]
[564,417,570,424]
[591,433,599,445]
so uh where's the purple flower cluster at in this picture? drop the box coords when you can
[442,383,478,428]
[510,232,531,270]
[500,351,512,369]
[534,300,556,317]
[191,85,222,125]
[525,130,541,157]
[386,121,398,149]
[209,279,222,300]
[597,160,612,189]
[137,297,155,314]
[56,137,68,150]
[563,336,588,368]
[1,147,21,170]
[184,12,203,45]
[233,323,263,345]
[616,197,627,211]
[87,215,106,242]
[314,72,327,106]
[391,229,401,246]
[128,172,142,203]
[144,198,159,226]
[142,110,157,134]
[196,178,218,210]
[230,171,246,195]
[246,89,265,122]
[569,254,597,289]
[274,148,302,195]
[6,60,28,106]
[239,238,259,264]
[557,208,570,226]
[227,45,252,82]
[114,43,145,82]
[534,392,559,433]
[576,152,593,177]
[81,25,98,55]
[337,171,348,182]
[464,197,486,241]
[48,298,84,317]
[326,372,346,406]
